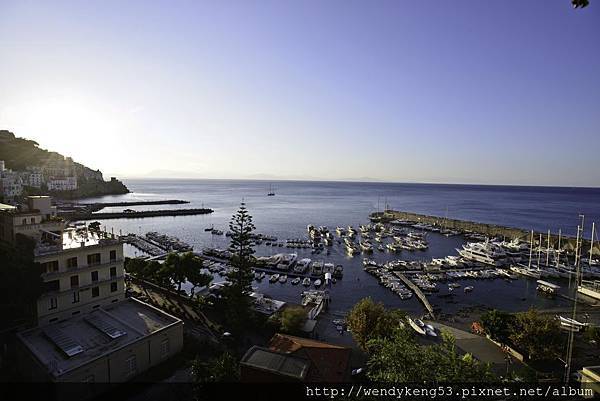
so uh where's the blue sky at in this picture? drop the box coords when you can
[0,1,598,186]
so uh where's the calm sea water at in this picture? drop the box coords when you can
[84,179,599,315]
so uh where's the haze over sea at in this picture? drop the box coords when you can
[90,179,600,239]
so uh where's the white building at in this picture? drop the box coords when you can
[0,196,184,398]
[0,170,24,200]
[47,176,78,191]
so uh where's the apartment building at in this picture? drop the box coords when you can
[0,196,183,396]
[47,176,78,191]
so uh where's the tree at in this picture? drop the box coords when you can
[279,307,307,334]
[346,297,405,351]
[165,253,186,293]
[221,202,256,332]
[181,252,212,297]
[509,308,561,361]
[191,351,240,383]
[366,327,494,383]
[480,309,515,344]
[88,221,101,232]
[585,326,600,347]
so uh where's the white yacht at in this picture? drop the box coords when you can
[457,241,507,266]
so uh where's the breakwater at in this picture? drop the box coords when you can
[373,210,598,253]
[85,199,189,210]
[70,208,214,220]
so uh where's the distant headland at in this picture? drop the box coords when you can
[0,129,129,202]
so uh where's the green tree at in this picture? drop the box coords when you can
[191,351,240,383]
[221,202,256,332]
[480,309,515,344]
[346,297,405,351]
[181,252,212,297]
[584,326,600,347]
[366,328,494,383]
[279,306,307,334]
[88,221,101,232]
[509,308,561,361]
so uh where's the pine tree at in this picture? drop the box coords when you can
[222,202,256,332]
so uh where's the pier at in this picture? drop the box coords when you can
[66,208,213,220]
[373,210,598,252]
[396,272,435,319]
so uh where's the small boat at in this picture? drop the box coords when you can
[291,277,301,285]
[407,317,426,335]
[464,286,474,293]
[204,226,214,232]
[314,279,322,288]
[269,274,280,283]
[302,277,311,286]
[279,274,288,283]
[425,327,438,337]
[415,319,425,328]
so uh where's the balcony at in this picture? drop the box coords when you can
[41,258,124,279]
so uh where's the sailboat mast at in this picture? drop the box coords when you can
[556,229,562,269]
[546,230,551,267]
[537,233,542,269]
[590,222,596,267]
[528,230,534,269]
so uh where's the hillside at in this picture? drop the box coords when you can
[0,130,129,199]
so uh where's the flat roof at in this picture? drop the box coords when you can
[241,346,309,380]
[17,298,181,378]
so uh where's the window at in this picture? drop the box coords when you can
[43,280,60,293]
[22,218,26,225]
[49,297,58,310]
[110,250,117,262]
[126,356,137,377]
[160,339,170,359]
[91,271,99,282]
[92,287,100,298]
[30,217,35,224]
[70,275,79,288]
[42,261,59,273]
[72,291,80,303]
[66,257,78,269]
[87,253,101,266]
[110,282,118,292]
[110,267,117,278]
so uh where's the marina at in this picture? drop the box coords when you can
[84,180,600,321]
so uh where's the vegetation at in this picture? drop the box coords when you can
[191,351,240,383]
[480,308,562,361]
[0,235,44,328]
[221,202,256,333]
[367,326,494,383]
[125,252,212,296]
[278,306,307,334]
[480,309,515,344]
[346,297,406,351]
[0,129,128,198]
[509,309,561,361]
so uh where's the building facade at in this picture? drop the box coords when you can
[47,176,78,191]
[0,196,184,394]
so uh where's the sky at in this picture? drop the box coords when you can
[0,1,599,186]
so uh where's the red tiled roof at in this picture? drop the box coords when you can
[269,333,351,382]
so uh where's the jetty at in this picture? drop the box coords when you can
[372,209,597,252]
[70,208,213,220]
[396,272,435,319]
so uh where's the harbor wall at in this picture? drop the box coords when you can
[375,210,599,253]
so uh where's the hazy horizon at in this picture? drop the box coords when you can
[1,1,599,187]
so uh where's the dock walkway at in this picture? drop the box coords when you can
[396,273,435,319]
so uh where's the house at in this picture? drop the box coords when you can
[240,333,351,382]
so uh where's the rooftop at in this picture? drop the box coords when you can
[241,346,310,381]
[17,298,181,378]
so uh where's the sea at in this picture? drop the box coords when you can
[83,179,600,317]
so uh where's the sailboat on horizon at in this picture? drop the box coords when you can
[267,183,275,196]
